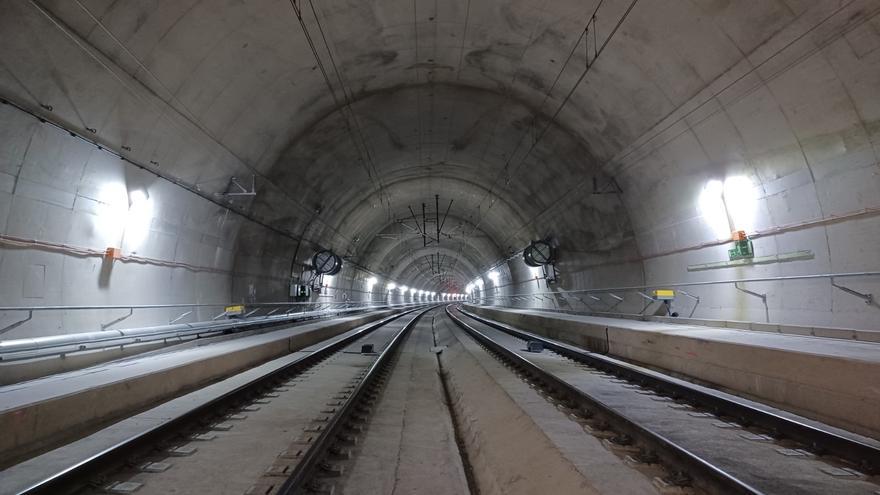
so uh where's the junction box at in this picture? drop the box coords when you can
[728,230,754,261]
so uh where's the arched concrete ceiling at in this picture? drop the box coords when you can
[2,0,876,292]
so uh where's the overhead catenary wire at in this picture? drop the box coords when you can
[25,0,358,249]
[440,0,602,283]
[448,0,636,280]
[496,0,875,250]
[289,0,393,222]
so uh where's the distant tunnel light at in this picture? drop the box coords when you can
[124,188,153,251]
[410,288,418,295]
[487,271,500,285]
[698,179,729,240]
[474,278,484,289]
[465,283,474,293]
[698,176,757,240]
[97,183,153,251]
[399,285,408,293]
[723,176,757,233]
[387,282,397,291]
[366,277,378,292]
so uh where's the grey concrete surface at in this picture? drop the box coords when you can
[0,314,409,495]
[467,304,880,439]
[337,309,471,495]
[0,1,877,335]
[461,314,880,494]
[437,307,660,494]
[0,309,394,467]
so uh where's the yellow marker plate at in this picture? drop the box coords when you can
[652,289,675,299]
[225,304,245,315]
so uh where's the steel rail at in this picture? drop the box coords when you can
[15,308,422,495]
[276,305,436,494]
[457,306,880,475]
[446,305,763,495]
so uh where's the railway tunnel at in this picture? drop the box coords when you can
[1,1,879,494]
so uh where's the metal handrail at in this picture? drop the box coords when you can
[471,270,880,302]
[0,301,430,336]
[13,309,422,495]
[0,300,409,312]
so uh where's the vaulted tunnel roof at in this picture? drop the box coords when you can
[2,0,875,292]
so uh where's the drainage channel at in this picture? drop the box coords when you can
[432,313,481,495]
[300,306,474,495]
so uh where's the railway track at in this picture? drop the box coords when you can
[8,304,879,495]
[13,306,435,495]
[446,305,880,495]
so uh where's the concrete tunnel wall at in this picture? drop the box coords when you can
[0,0,878,339]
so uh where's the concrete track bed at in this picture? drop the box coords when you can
[465,305,880,439]
[0,309,399,468]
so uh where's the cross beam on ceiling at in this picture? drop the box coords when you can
[395,195,454,247]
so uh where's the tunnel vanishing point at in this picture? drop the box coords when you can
[1,2,879,495]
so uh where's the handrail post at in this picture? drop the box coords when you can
[734,283,769,323]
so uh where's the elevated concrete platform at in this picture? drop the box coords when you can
[0,309,400,467]
[465,305,880,439]
[0,321,378,495]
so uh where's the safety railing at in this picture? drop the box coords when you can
[0,300,423,337]
[466,271,880,323]
[0,301,426,362]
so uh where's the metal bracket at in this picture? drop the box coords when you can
[217,175,256,197]
[678,290,701,318]
[592,176,623,195]
[831,279,878,308]
[637,291,656,315]
[602,292,625,312]
[101,307,134,330]
[169,311,192,324]
[734,283,769,322]
[0,310,33,336]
